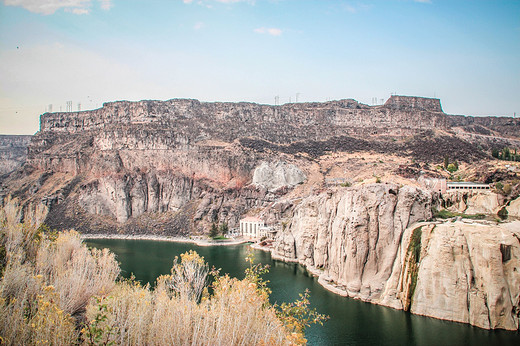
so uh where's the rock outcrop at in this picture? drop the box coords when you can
[443,191,505,215]
[272,184,433,301]
[400,221,520,330]
[252,161,306,191]
[508,197,520,218]
[271,184,520,330]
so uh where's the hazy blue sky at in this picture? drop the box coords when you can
[1,0,519,134]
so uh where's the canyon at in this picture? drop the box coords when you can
[1,95,519,330]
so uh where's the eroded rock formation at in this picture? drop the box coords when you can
[252,161,306,191]
[271,184,520,330]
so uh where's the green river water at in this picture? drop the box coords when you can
[85,238,520,346]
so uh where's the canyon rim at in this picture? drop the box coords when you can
[1,95,520,330]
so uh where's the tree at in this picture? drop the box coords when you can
[492,148,499,158]
[209,222,219,238]
[219,222,229,235]
[444,155,450,169]
[502,147,511,161]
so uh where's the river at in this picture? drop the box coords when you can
[85,238,520,346]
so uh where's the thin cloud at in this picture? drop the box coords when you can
[182,0,256,5]
[194,21,205,30]
[414,0,432,3]
[340,2,373,14]
[69,7,89,15]
[254,27,282,36]
[3,0,113,15]
[99,0,112,10]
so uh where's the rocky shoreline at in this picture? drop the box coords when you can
[81,233,249,247]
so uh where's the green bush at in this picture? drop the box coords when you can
[446,163,457,173]
[434,209,485,220]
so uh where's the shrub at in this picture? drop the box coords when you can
[498,207,508,220]
[1,215,327,345]
[446,163,457,173]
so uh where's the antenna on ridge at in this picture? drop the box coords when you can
[296,93,300,103]
[275,95,279,105]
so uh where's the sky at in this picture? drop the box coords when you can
[0,0,519,135]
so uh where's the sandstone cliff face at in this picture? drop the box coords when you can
[272,184,433,301]
[402,221,520,330]
[271,184,520,330]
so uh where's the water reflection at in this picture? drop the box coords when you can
[86,239,520,346]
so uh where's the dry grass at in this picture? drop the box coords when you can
[1,213,325,345]
[36,231,119,316]
[0,216,119,345]
[83,254,291,345]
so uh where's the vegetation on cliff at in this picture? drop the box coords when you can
[0,216,326,345]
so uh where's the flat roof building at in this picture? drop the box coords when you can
[239,217,266,240]
[447,182,490,192]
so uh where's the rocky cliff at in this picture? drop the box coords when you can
[1,95,520,330]
[1,95,519,233]
[0,135,32,175]
[271,183,520,330]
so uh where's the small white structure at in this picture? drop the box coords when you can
[239,216,265,240]
[226,228,240,238]
[447,182,491,192]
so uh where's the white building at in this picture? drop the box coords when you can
[239,216,265,240]
[447,182,490,192]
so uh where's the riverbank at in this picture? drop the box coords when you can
[81,233,249,247]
